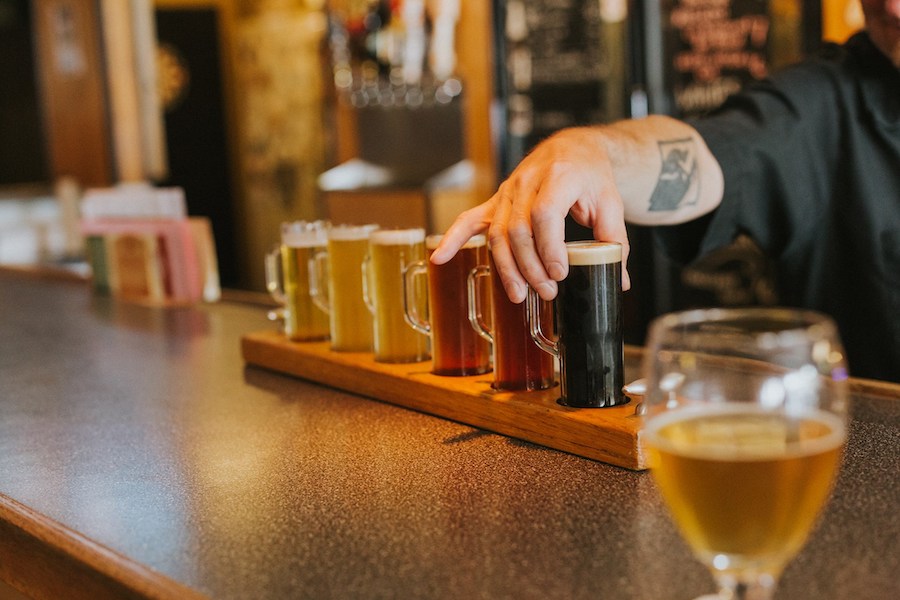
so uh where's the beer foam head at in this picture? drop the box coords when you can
[281,220,329,247]
[370,228,426,246]
[426,233,486,250]
[566,241,622,265]
[329,224,379,241]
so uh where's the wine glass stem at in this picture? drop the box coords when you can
[715,573,777,600]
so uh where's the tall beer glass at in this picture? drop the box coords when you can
[468,250,554,391]
[311,224,378,352]
[404,235,491,376]
[364,228,430,363]
[641,308,849,600]
[265,220,329,341]
[528,241,625,407]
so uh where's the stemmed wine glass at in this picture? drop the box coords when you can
[639,308,849,600]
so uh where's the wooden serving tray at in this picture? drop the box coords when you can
[241,329,648,470]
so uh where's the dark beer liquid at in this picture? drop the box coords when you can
[427,244,492,376]
[556,261,625,407]
[490,256,555,391]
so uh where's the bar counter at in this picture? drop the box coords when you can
[1,270,898,600]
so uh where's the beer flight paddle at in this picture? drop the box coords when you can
[251,221,643,469]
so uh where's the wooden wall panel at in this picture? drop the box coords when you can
[32,0,113,187]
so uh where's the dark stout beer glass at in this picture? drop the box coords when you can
[528,241,625,407]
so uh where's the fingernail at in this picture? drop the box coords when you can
[547,262,566,281]
[508,281,525,303]
[536,280,557,299]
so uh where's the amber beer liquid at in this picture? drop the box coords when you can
[367,229,429,363]
[406,235,491,376]
[321,224,378,352]
[468,251,554,391]
[427,236,491,375]
[645,405,845,574]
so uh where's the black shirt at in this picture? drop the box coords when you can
[660,32,900,382]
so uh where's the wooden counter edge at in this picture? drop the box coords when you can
[0,263,89,283]
[0,493,209,600]
[848,376,900,399]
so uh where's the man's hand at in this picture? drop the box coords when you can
[431,127,631,304]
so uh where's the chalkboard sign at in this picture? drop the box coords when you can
[658,0,816,118]
[663,0,769,117]
[494,0,631,176]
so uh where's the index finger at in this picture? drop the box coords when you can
[528,188,571,284]
[430,201,494,265]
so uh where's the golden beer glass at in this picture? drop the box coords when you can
[641,308,848,600]
[265,220,330,342]
[363,228,430,363]
[310,224,379,352]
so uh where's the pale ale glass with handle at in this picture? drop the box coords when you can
[640,308,848,600]
[363,228,430,363]
[310,224,379,352]
[264,220,330,341]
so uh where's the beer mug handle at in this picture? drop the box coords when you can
[527,287,558,357]
[403,260,430,335]
[361,254,375,314]
[309,250,330,314]
[264,246,286,305]
[467,265,493,343]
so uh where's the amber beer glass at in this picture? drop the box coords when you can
[265,220,330,341]
[404,235,491,376]
[364,228,429,363]
[528,241,624,407]
[641,308,849,600]
[468,250,554,391]
[311,224,378,352]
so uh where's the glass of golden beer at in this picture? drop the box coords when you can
[363,228,430,363]
[640,308,849,600]
[310,224,379,352]
[264,220,330,342]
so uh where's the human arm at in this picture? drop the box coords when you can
[430,114,724,303]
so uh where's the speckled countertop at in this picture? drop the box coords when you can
[0,272,898,600]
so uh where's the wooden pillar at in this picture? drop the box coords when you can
[457,0,498,203]
[32,0,114,187]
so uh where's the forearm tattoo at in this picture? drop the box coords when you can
[648,137,700,212]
